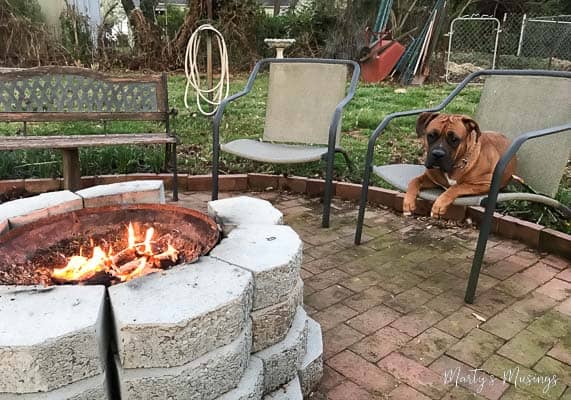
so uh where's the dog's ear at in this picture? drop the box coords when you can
[461,116,482,143]
[416,112,439,137]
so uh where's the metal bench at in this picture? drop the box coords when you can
[0,67,179,200]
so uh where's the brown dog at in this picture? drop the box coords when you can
[403,112,517,217]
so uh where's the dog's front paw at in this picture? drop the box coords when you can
[430,198,450,218]
[403,195,416,216]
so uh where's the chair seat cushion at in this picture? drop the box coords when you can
[373,164,488,206]
[220,139,328,164]
[374,164,564,209]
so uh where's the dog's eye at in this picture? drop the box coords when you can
[448,133,460,145]
[427,132,438,142]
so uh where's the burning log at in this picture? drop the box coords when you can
[117,258,141,274]
[49,223,181,286]
[51,270,118,286]
[151,245,179,269]
[111,247,137,266]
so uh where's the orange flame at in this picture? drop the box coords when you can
[128,222,135,248]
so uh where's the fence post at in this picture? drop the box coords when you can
[517,13,527,57]
[491,17,501,69]
[445,20,454,83]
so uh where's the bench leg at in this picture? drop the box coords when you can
[171,143,178,202]
[164,144,172,171]
[62,148,81,192]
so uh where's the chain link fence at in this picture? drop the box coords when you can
[446,14,571,83]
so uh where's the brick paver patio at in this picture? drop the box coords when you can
[177,191,571,400]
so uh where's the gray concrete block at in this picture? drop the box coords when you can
[208,196,283,230]
[211,225,302,310]
[0,373,108,400]
[0,191,83,228]
[252,278,303,353]
[109,257,253,369]
[298,317,323,397]
[117,322,252,400]
[0,285,107,393]
[263,377,303,400]
[217,356,264,400]
[76,180,165,208]
[254,307,308,394]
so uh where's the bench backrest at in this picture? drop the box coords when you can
[475,75,571,197]
[263,62,347,146]
[0,67,168,123]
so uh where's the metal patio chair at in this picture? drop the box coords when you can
[353,70,571,303]
[212,58,360,228]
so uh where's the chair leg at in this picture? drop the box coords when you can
[322,150,335,228]
[354,164,372,245]
[464,205,495,303]
[212,144,220,201]
[171,143,178,202]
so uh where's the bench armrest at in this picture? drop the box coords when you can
[168,108,179,138]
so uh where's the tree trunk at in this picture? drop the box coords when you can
[121,0,135,15]
[273,0,280,16]
[171,0,203,63]
[141,0,159,23]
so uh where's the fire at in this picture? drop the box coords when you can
[51,223,179,284]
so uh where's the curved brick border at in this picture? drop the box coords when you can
[2,173,566,258]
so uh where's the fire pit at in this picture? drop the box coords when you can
[0,182,323,400]
[0,204,219,286]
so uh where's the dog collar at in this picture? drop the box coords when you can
[454,147,473,170]
[455,158,469,169]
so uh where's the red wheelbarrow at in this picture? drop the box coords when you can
[359,30,406,83]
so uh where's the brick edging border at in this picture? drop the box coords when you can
[1,173,569,259]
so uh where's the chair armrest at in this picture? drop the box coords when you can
[327,60,361,148]
[465,121,570,304]
[482,122,571,213]
[363,73,478,171]
[212,60,265,145]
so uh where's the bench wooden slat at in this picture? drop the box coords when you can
[0,134,177,150]
[0,112,167,123]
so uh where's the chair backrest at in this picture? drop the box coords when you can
[475,75,571,197]
[263,63,347,146]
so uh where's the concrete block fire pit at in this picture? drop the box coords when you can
[76,180,165,208]
[0,285,108,399]
[0,190,82,228]
[0,181,323,399]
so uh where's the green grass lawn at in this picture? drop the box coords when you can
[0,73,568,232]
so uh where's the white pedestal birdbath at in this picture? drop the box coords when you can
[264,39,296,58]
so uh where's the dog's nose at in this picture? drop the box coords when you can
[431,148,446,159]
